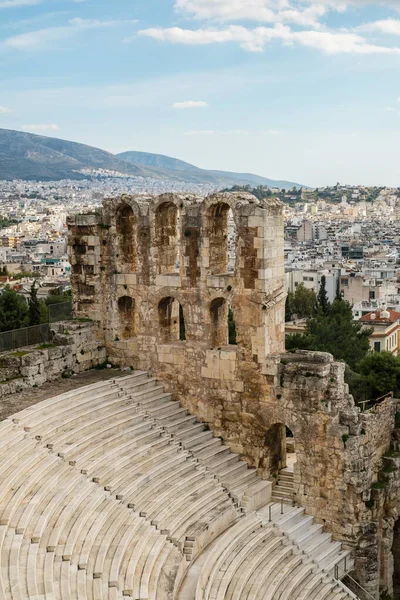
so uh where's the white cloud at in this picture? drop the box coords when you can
[384,106,394,111]
[140,25,400,55]
[0,106,11,114]
[174,0,331,27]
[0,0,41,7]
[3,18,130,51]
[173,100,209,109]
[292,29,400,54]
[359,19,400,36]
[175,0,279,22]
[265,129,281,135]
[140,24,292,52]
[22,123,60,132]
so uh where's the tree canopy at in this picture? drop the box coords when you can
[357,352,400,400]
[286,283,317,321]
[286,298,372,370]
[0,286,28,332]
[284,297,400,404]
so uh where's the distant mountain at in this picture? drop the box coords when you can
[118,150,304,190]
[0,128,305,189]
[0,128,147,181]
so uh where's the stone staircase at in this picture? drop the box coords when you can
[258,503,354,580]
[271,467,294,503]
[192,511,358,600]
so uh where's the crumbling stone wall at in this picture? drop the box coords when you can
[68,192,400,599]
[0,321,106,398]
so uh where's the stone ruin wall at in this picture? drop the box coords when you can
[68,192,400,599]
[0,321,106,399]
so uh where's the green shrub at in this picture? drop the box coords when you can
[372,481,385,489]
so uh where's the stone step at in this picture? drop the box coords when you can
[271,488,294,500]
[275,481,294,492]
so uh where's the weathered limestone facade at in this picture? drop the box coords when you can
[68,192,400,599]
[0,321,106,397]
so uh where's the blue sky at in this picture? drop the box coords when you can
[1,0,400,186]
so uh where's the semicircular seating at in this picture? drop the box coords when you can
[0,373,357,599]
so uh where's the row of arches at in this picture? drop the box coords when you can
[117,295,237,346]
[115,201,236,276]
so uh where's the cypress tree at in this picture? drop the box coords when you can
[28,281,41,326]
[317,275,330,314]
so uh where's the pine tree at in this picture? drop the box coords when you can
[317,275,330,314]
[28,281,41,326]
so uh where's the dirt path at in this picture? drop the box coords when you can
[0,368,129,421]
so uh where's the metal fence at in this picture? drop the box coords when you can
[0,300,73,353]
[0,323,50,353]
[48,301,73,324]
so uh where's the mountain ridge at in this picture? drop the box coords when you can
[0,128,148,182]
[118,150,304,189]
[0,128,305,189]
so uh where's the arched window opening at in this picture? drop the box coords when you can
[159,297,186,343]
[210,298,228,347]
[228,308,237,345]
[155,202,179,275]
[227,208,236,273]
[209,203,233,275]
[264,423,296,477]
[179,305,186,341]
[118,296,136,340]
[393,519,400,598]
[116,205,138,271]
[210,299,237,347]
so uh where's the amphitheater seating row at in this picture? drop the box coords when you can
[0,372,357,599]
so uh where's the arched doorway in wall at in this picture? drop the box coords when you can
[392,519,400,598]
[210,298,237,347]
[118,296,137,339]
[208,203,236,275]
[158,297,186,343]
[116,204,138,271]
[155,202,179,274]
[264,422,297,477]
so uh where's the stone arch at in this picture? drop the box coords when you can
[210,298,228,347]
[118,295,137,339]
[227,207,236,273]
[116,203,138,271]
[158,296,186,343]
[207,202,235,275]
[155,201,179,275]
[264,421,296,477]
[210,297,237,347]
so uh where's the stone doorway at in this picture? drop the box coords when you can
[393,519,400,598]
[264,423,297,477]
[286,426,297,473]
